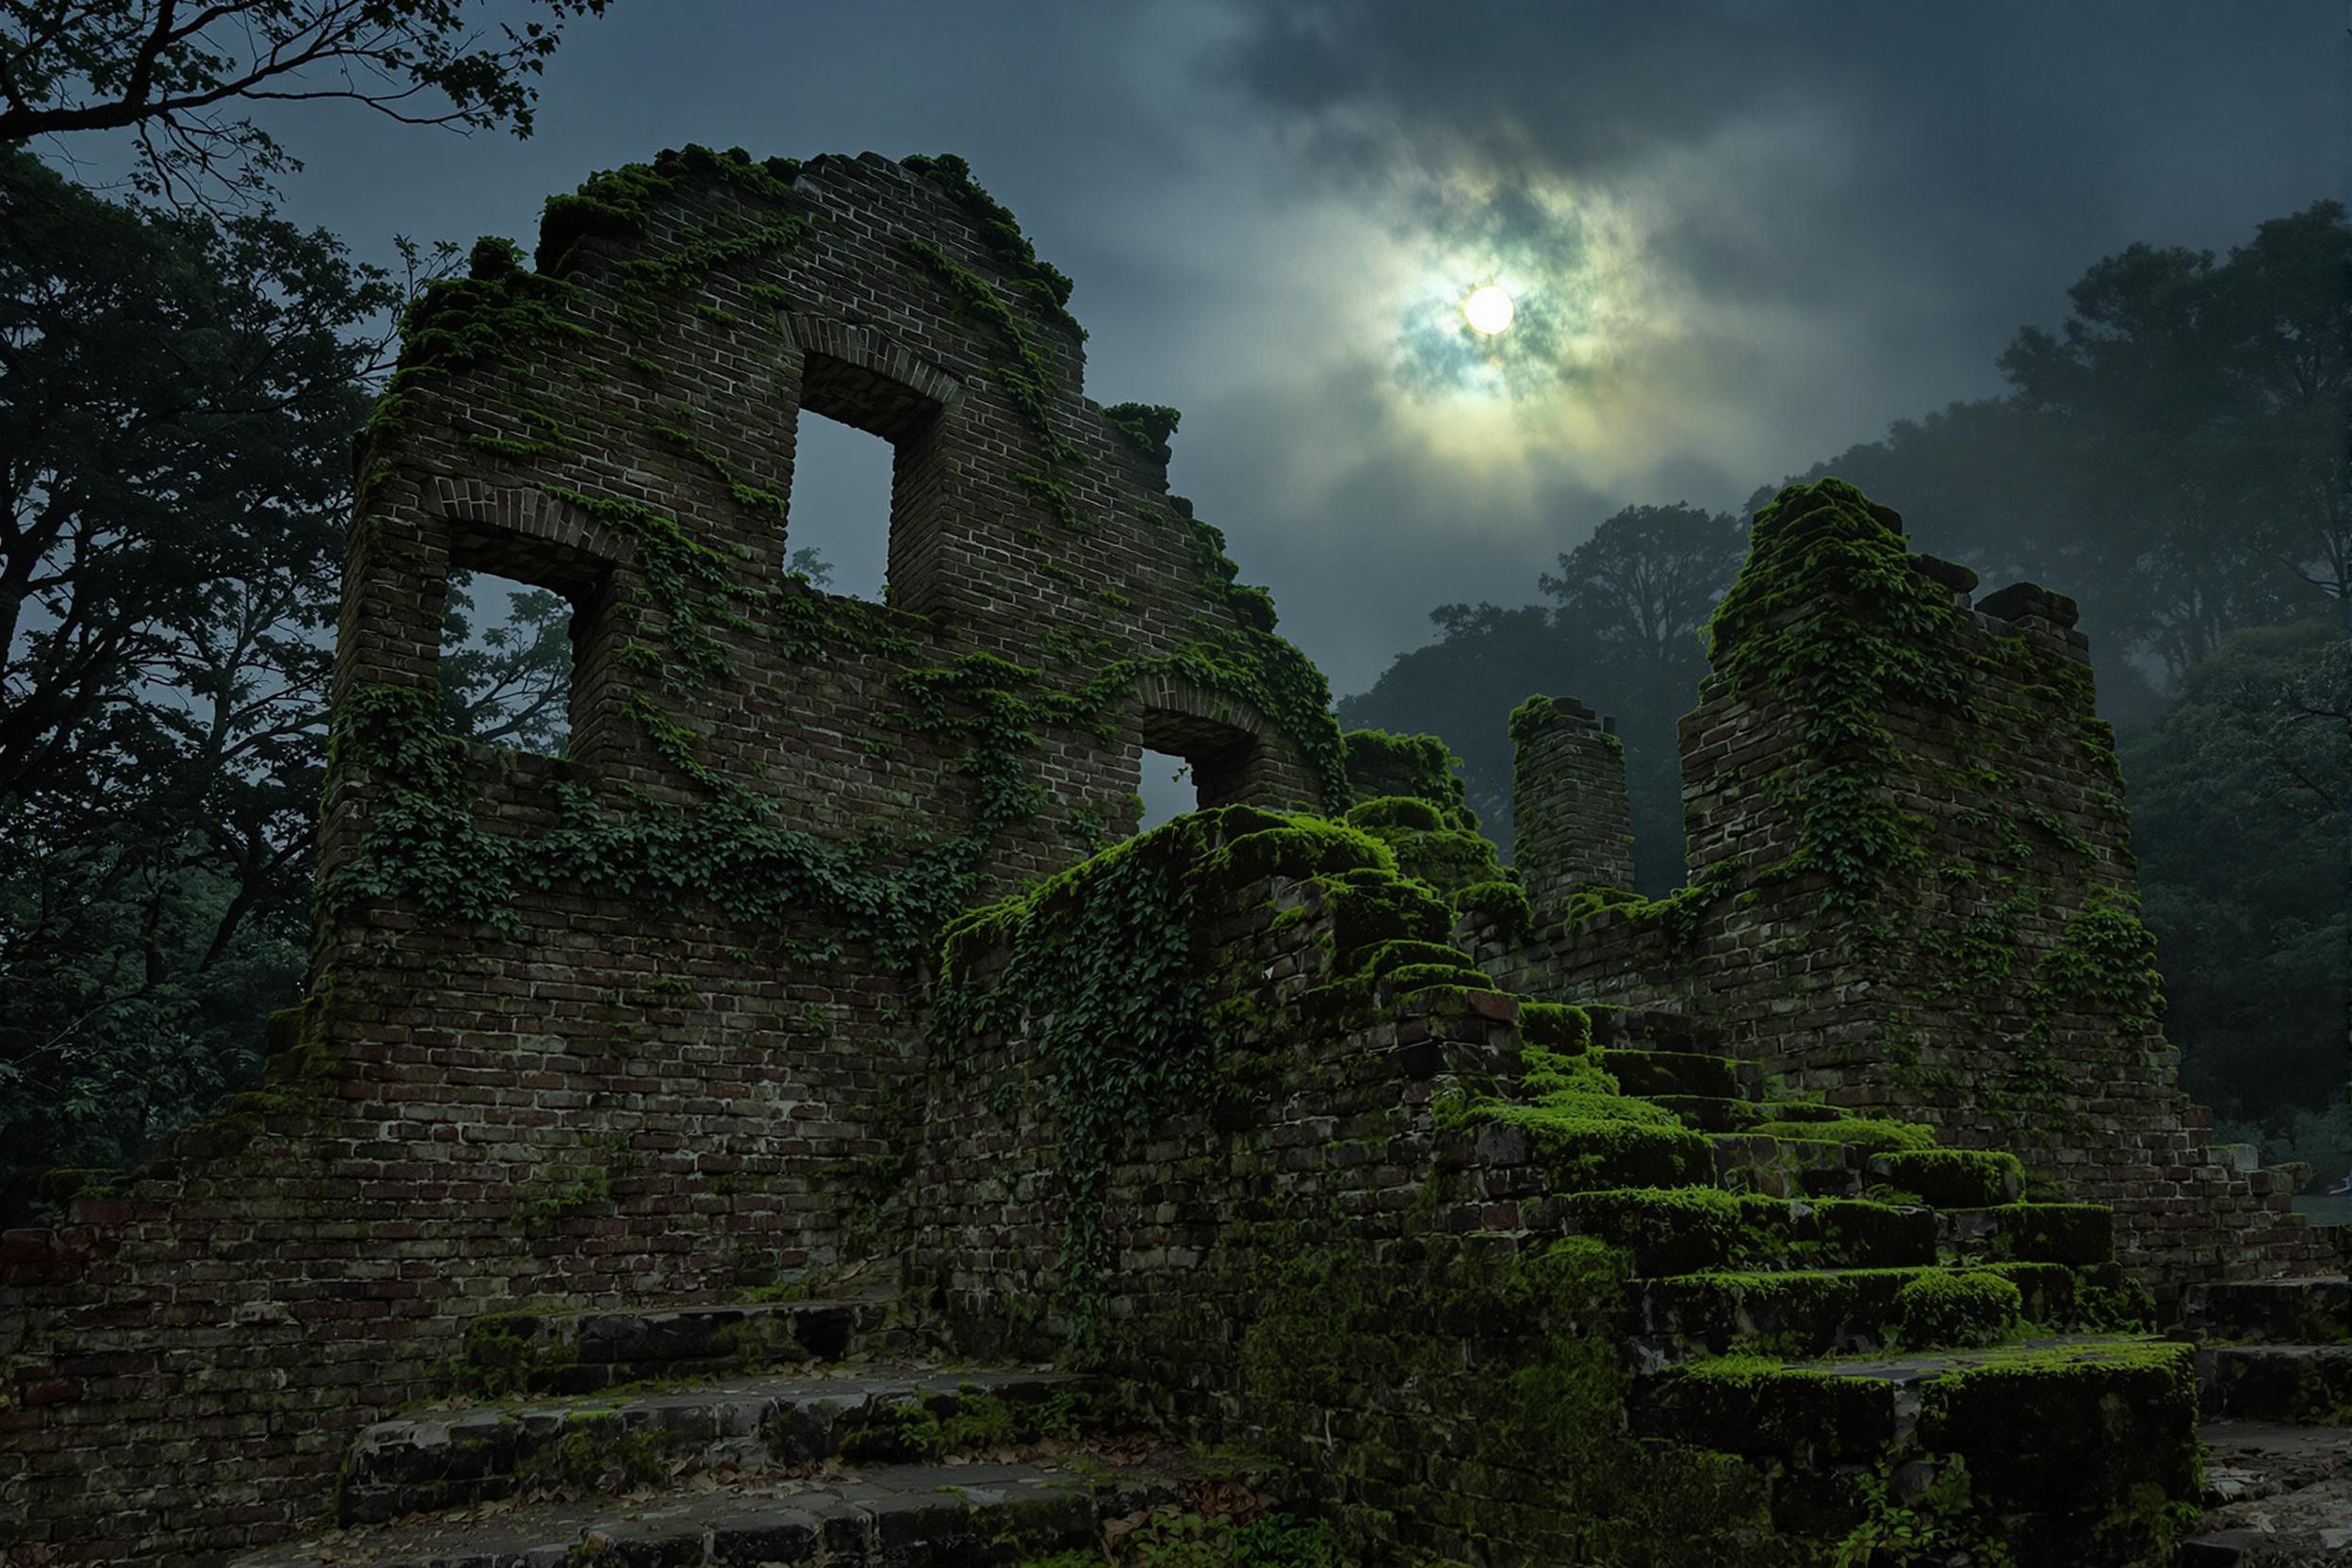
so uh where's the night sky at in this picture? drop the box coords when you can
[226,0,2345,697]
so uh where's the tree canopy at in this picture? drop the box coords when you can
[0,0,612,204]
[0,147,385,1207]
[1343,201,2347,1127]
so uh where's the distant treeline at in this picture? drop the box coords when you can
[1341,201,2349,1129]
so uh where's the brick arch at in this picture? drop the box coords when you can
[429,478,634,590]
[1129,676,1291,811]
[782,315,965,433]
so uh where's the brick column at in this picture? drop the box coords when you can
[1510,695,1634,927]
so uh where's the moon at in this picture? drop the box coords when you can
[1462,284,1515,335]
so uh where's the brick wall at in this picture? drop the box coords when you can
[0,148,1329,1565]
[1488,498,2341,1292]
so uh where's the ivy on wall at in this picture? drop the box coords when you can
[332,147,1353,963]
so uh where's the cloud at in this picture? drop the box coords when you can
[1174,0,2344,691]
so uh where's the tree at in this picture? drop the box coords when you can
[1765,202,2347,691]
[2122,616,2348,1119]
[1338,603,1568,834]
[1342,505,1744,893]
[1540,502,1744,673]
[438,574,572,753]
[0,0,612,204]
[0,147,391,1206]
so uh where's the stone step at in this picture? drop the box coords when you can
[1558,1188,1936,1276]
[457,1294,900,1397]
[1632,1337,2199,1564]
[2196,1344,2352,1424]
[2180,1418,2351,1564]
[1646,1097,1845,1134]
[1598,1048,1755,1102]
[2180,1275,2349,1346]
[238,1452,1189,1568]
[1587,1006,1723,1054]
[1708,1132,1870,1199]
[1628,1262,2110,1361]
[1869,1148,2025,1207]
[1936,1202,2116,1266]
[342,1367,1093,1525]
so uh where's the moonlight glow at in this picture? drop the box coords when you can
[1463,284,1516,335]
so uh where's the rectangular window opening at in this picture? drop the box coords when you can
[786,411,893,604]
[438,569,574,757]
[1136,748,1198,831]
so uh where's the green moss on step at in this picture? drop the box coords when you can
[1518,1002,1592,1054]
[1890,1270,2023,1349]
[1879,1149,2024,1207]
[1749,1116,1938,1153]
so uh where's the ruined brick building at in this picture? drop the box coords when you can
[0,148,2343,1568]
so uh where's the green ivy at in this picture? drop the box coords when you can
[1706,478,1973,933]
[1102,401,1181,466]
[902,152,1085,341]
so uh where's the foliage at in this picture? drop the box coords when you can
[0,0,617,205]
[933,808,1390,1345]
[0,150,393,1212]
[1103,401,1182,466]
[902,153,1084,341]
[2122,615,2348,1115]
[1775,200,2346,686]
[1341,504,1742,891]
[1831,1457,2015,1568]
[437,573,573,753]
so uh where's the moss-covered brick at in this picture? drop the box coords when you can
[1452,876,1534,936]
[1338,729,1479,832]
[1748,1115,1939,1154]
[453,1314,578,1400]
[1517,1002,1592,1054]
[1940,1202,2116,1266]
[1597,1049,1744,1102]
[1473,1099,1715,1192]
[1914,1342,2202,1563]
[1313,868,1457,957]
[1640,1355,1900,1466]
[1890,1270,2022,1349]
[1877,1149,2025,1207]
[1648,1095,1770,1134]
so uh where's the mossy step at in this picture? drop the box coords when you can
[1707,1132,1869,1200]
[457,1293,897,1396]
[1598,1048,1754,1102]
[1647,1095,1766,1134]
[2195,1344,2352,1424]
[1632,1337,2200,1565]
[241,1452,1187,1568]
[342,1367,1093,1525]
[1587,1006,1723,1053]
[1936,1203,2116,1266]
[1869,1147,2025,1207]
[1629,1262,2115,1360]
[1465,1105,1715,1193]
[2180,1276,2349,1347]
[1560,1188,1936,1276]
[1650,1098,1854,1134]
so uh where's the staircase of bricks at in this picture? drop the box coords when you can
[235,986,2346,1568]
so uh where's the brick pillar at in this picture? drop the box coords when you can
[1510,695,1634,927]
